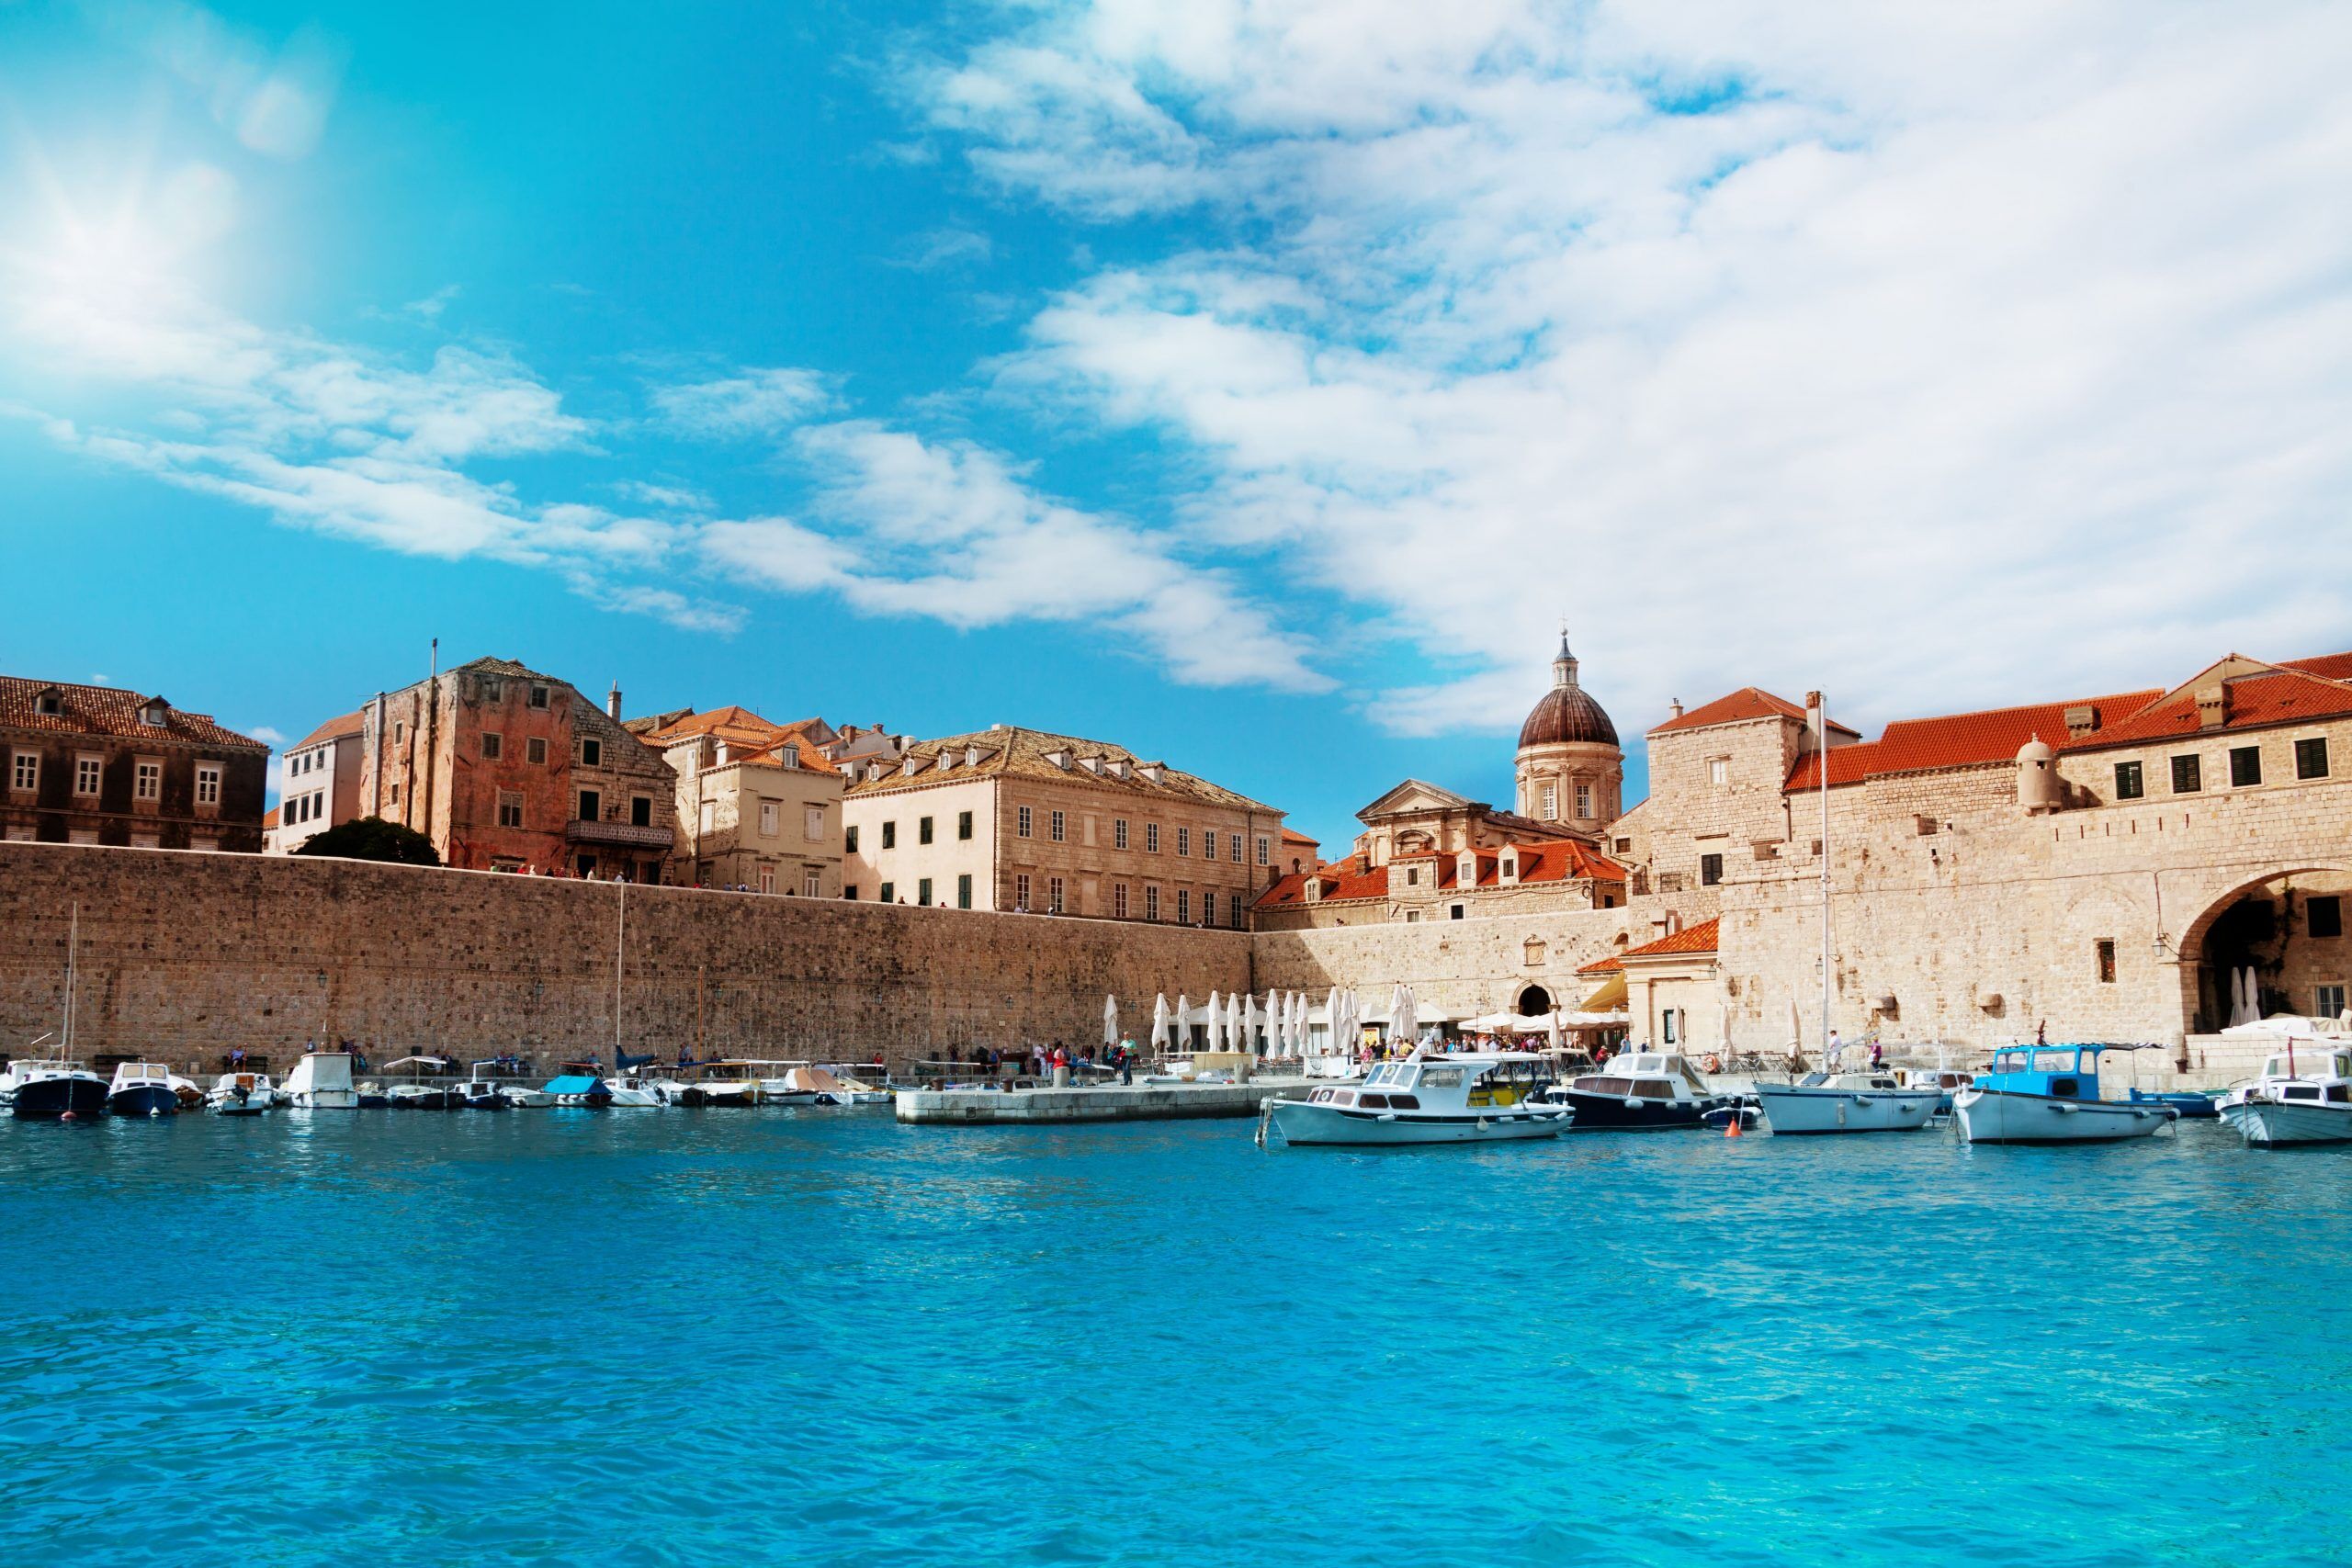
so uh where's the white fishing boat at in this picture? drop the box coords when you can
[1264,1051,1571,1145]
[2218,1035,2352,1146]
[1752,1071,1941,1134]
[1952,1042,2177,1145]
[282,1051,359,1110]
[209,1071,281,1115]
[8,1057,109,1119]
[106,1062,180,1118]
[603,1072,668,1108]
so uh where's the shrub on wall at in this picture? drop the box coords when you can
[291,817,442,867]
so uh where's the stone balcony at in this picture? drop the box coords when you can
[565,818,673,849]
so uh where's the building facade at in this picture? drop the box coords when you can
[641,706,845,896]
[265,710,365,854]
[356,657,678,879]
[1,678,267,852]
[840,725,1285,926]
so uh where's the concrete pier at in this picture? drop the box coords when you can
[895,1078,1305,1125]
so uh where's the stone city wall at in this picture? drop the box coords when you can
[1252,904,1644,1018]
[0,842,1250,1074]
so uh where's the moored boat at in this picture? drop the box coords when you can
[2218,1037,2352,1147]
[282,1051,359,1110]
[1953,1042,2177,1145]
[10,1060,109,1120]
[1266,1051,1571,1145]
[1752,1071,1940,1134]
[106,1062,180,1118]
[543,1071,615,1108]
[1542,1051,1731,1130]
[209,1072,281,1115]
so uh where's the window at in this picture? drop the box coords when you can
[1177,828,1191,857]
[1014,873,1031,910]
[918,877,933,906]
[1542,783,1558,819]
[804,806,824,841]
[1450,904,1465,920]
[919,815,934,845]
[195,762,220,807]
[581,737,602,767]
[699,800,715,835]
[1050,810,1066,843]
[845,825,859,852]
[1577,783,1595,818]
[804,868,822,898]
[1256,835,1270,866]
[1661,1010,1679,1044]
[2096,939,2117,984]
[2113,761,2143,800]
[394,721,405,745]
[1405,866,1419,886]
[760,802,779,837]
[579,788,602,822]
[35,691,60,716]
[2172,753,2200,794]
[2231,745,2262,786]
[1048,876,1065,914]
[1229,834,1242,863]
[758,864,776,895]
[1176,889,1191,924]
[1146,886,1160,921]
[1709,758,1728,786]
[528,683,549,709]
[880,881,896,903]
[481,677,504,704]
[1018,806,1034,838]
[390,784,400,807]
[2318,984,2347,1019]
[1700,853,1724,886]
[957,810,973,841]
[498,792,524,828]
[2297,737,2330,780]
[957,874,973,910]
[481,731,503,761]
[2310,896,2343,940]
[631,795,652,828]
[1147,822,1160,853]
[1114,883,1128,919]
[525,737,546,765]
[881,820,897,850]
[1115,818,1130,851]
[10,752,37,793]
[1204,892,1218,928]
[844,886,859,899]
[129,760,160,802]
[1204,830,1217,860]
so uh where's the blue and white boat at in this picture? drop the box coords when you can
[1265,1050,1571,1145]
[1953,1042,2178,1145]
[2218,1037,2352,1146]
[542,1070,614,1108]
[106,1062,179,1118]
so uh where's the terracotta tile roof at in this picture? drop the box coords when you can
[1252,839,1624,908]
[1652,688,1859,738]
[2084,667,2352,748]
[2283,651,2352,682]
[642,705,786,748]
[1786,689,2164,788]
[1280,828,1319,845]
[0,677,267,750]
[263,806,280,830]
[844,725,1280,814]
[1577,952,1623,974]
[1618,917,1720,959]
[289,710,366,752]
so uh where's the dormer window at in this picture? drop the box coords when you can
[1079,756,1102,775]
[1499,852,1520,885]
[1108,759,1132,780]
[36,688,63,716]
[901,756,921,776]
[1138,761,1165,784]
[139,697,168,727]
[1046,749,1071,770]
[966,746,983,768]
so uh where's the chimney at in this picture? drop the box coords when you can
[2196,684,2227,729]
[1669,698,1683,720]
[607,682,623,720]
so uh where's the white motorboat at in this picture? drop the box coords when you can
[8,1058,109,1119]
[209,1072,281,1115]
[1752,1071,1941,1134]
[2218,1037,2352,1146]
[1953,1042,2177,1145]
[1264,1051,1571,1146]
[282,1051,359,1110]
[107,1062,180,1117]
[1894,1066,1973,1114]
[1539,1051,1732,1130]
[603,1072,668,1108]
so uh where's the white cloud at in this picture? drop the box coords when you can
[890,226,996,270]
[245,724,288,746]
[916,0,2352,736]
[92,3,346,161]
[612,479,714,513]
[650,367,833,438]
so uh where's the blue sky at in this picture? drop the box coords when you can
[4,1,2349,852]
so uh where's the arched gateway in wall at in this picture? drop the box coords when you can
[2172,863,2352,1036]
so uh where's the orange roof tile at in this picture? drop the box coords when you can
[1618,917,1720,959]
[1653,688,1859,738]
[1786,689,2165,788]
[2085,668,2352,748]
[263,806,280,830]
[2283,651,2352,682]
[1577,953,1623,974]
[0,677,266,750]
[289,710,366,751]
[1251,839,1624,908]
[1280,828,1319,844]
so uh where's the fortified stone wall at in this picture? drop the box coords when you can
[0,842,1250,1073]
[1253,904,1644,1018]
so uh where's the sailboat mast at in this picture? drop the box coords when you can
[64,900,79,1055]
[615,883,626,1066]
[1813,693,1831,1057]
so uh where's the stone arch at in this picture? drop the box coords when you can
[1517,984,1553,1015]
[2175,863,2352,1035]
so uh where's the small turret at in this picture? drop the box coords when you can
[2018,734,2059,813]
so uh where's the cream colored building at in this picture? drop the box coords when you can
[840,725,1284,925]
[265,710,365,854]
[643,707,844,897]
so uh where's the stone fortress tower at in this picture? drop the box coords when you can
[1515,633,1623,830]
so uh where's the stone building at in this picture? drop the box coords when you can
[1253,636,1628,931]
[265,710,365,854]
[1,677,267,852]
[640,706,845,896]
[840,724,1285,925]
[356,657,678,879]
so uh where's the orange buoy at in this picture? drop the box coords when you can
[1724,1111,1744,1137]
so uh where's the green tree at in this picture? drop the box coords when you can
[291,816,441,866]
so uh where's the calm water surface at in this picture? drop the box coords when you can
[1,1110,2345,1566]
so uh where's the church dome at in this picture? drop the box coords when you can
[1519,636,1619,749]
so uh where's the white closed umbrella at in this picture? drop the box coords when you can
[1548,1009,1564,1051]
[1323,987,1341,1055]
[1395,986,1418,1049]
[1227,992,1244,1054]
[1244,992,1260,1055]
[1175,993,1193,1053]
[2230,968,2248,1027]
[1205,990,1224,1052]
[1261,990,1277,1055]
[1787,998,1803,1053]
[1151,993,1170,1052]
[1103,994,1118,1049]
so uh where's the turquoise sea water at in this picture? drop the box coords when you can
[2,1111,2346,1567]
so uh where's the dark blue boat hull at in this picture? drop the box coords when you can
[107,1085,179,1118]
[1551,1089,1714,1130]
[14,1077,107,1119]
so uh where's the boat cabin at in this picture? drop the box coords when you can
[1303,1052,1550,1114]
[1568,1051,1711,1102]
[1977,1043,2117,1100]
